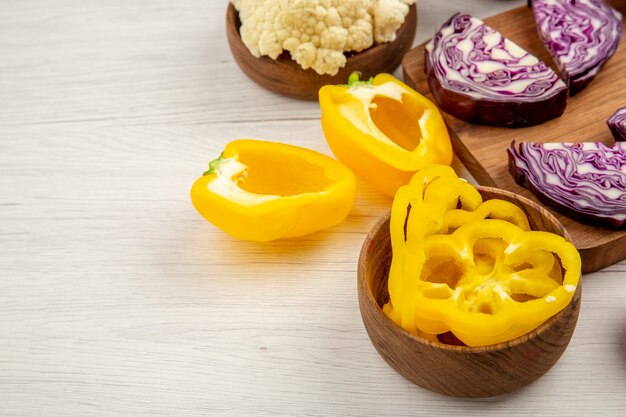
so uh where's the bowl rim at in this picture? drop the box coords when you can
[357,185,582,353]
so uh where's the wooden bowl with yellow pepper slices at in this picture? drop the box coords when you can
[226,2,417,100]
[357,165,582,398]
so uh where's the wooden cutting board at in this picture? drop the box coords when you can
[402,0,626,273]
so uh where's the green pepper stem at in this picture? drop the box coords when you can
[203,153,224,176]
[343,71,373,88]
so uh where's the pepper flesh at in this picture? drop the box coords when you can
[319,73,453,197]
[190,139,356,241]
[383,165,581,347]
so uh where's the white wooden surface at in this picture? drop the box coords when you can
[1,1,625,415]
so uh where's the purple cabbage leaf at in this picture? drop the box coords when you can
[530,0,623,95]
[608,107,626,141]
[508,140,626,229]
[425,13,567,127]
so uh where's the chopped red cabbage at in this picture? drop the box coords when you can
[608,107,626,141]
[425,13,567,127]
[530,0,623,95]
[508,140,626,229]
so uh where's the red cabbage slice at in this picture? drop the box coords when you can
[608,107,626,141]
[530,0,623,95]
[425,13,567,127]
[508,140,626,229]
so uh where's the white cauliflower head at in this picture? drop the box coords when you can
[231,0,416,76]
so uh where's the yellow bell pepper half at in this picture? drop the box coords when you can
[190,139,356,241]
[319,73,453,197]
[383,165,581,347]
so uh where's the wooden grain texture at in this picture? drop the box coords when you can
[1,1,625,416]
[402,0,626,273]
[226,4,417,100]
[358,187,581,397]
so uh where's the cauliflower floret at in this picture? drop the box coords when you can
[371,0,412,43]
[231,0,415,76]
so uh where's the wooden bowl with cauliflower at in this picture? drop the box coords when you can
[226,1,417,100]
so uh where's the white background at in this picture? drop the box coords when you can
[1,0,625,415]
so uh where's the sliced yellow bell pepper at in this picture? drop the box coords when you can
[318,73,453,197]
[190,139,356,241]
[384,165,581,347]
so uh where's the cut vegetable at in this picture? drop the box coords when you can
[508,141,626,229]
[608,107,626,141]
[530,0,623,95]
[384,165,581,347]
[319,73,453,197]
[424,13,567,127]
[190,139,356,241]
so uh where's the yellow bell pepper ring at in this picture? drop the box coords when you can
[190,139,357,241]
[384,165,582,347]
[318,72,453,196]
